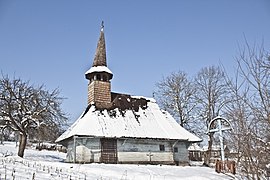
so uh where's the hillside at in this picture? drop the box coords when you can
[0,142,234,180]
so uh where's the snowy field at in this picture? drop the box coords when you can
[0,142,235,180]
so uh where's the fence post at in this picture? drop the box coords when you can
[215,160,221,173]
[12,168,15,180]
[32,172,35,180]
[4,165,6,180]
[230,161,236,175]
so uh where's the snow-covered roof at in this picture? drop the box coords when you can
[56,97,201,143]
[85,66,112,75]
[188,143,203,151]
[202,145,229,151]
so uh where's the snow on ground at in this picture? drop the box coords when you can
[0,142,235,180]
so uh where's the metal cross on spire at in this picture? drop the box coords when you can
[101,21,104,32]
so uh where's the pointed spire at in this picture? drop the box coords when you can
[92,21,107,67]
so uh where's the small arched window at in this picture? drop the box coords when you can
[96,74,101,81]
[103,75,107,82]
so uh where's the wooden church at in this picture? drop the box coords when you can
[56,23,201,165]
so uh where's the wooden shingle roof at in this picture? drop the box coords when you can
[92,21,107,67]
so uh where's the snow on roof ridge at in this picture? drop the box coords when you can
[130,95,156,103]
[85,66,112,75]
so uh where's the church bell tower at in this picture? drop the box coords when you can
[85,22,113,108]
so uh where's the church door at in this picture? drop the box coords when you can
[100,138,118,163]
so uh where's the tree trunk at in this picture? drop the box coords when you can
[204,133,213,166]
[18,133,27,158]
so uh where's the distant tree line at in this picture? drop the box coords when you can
[0,76,68,157]
[155,40,270,178]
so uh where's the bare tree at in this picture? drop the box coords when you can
[155,71,197,129]
[237,41,270,126]
[0,75,67,157]
[225,41,270,178]
[194,66,229,165]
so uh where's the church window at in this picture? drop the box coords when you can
[159,144,165,151]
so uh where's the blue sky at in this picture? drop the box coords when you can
[1,0,270,122]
